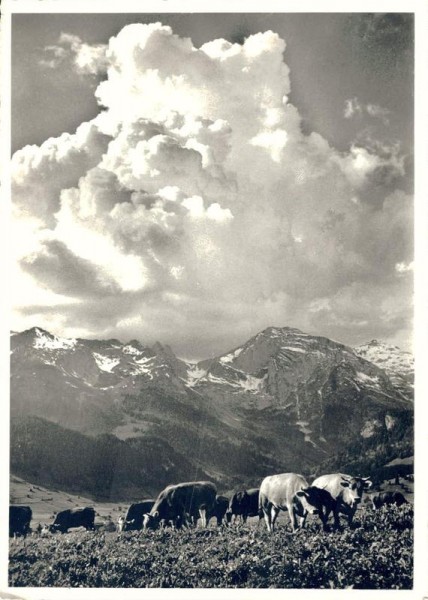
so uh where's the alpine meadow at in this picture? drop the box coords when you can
[8,11,415,591]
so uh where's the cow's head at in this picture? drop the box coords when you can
[340,476,372,507]
[295,487,321,516]
[142,512,160,531]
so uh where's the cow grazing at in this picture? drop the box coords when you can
[226,488,262,524]
[312,473,372,528]
[259,473,320,533]
[118,500,155,532]
[294,486,337,531]
[372,491,408,510]
[50,507,95,533]
[143,481,217,530]
[207,495,229,526]
[9,505,32,537]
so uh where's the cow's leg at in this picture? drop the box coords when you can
[347,509,356,529]
[270,506,280,532]
[299,512,307,529]
[199,508,207,528]
[262,505,272,532]
[332,507,341,530]
[288,503,299,532]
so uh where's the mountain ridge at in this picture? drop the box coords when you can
[10,325,413,499]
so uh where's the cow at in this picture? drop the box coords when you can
[206,495,229,526]
[118,500,155,532]
[143,481,217,530]
[259,473,321,533]
[294,486,337,531]
[9,505,32,537]
[372,491,408,510]
[312,473,372,529]
[226,488,262,524]
[50,507,95,533]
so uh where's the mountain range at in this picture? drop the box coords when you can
[10,326,413,500]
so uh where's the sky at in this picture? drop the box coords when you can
[10,12,414,359]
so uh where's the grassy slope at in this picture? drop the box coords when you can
[9,504,413,589]
[10,475,124,528]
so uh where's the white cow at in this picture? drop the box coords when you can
[259,473,320,532]
[311,473,372,528]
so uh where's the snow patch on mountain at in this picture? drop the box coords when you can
[93,353,120,373]
[238,373,265,392]
[185,365,207,387]
[219,347,243,364]
[355,372,380,386]
[355,340,414,376]
[33,329,77,351]
[123,344,143,356]
[281,346,307,353]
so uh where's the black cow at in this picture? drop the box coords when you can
[207,495,229,526]
[9,505,32,537]
[143,481,217,530]
[226,488,262,524]
[294,486,337,531]
[118,500,155,532]
[372,491,408,510]
[50,507,95,533]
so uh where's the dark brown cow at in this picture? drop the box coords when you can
[118,500,155,532]
[9,505,32,537]
[207,495,229,526]
[50,507,95,533]
[226,488,262,524]
[372,491,408,510]
[143,481,216,530]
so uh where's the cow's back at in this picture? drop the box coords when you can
[312,474,344,499]
[260,473,309,508]
[151,481,216,519]
[55,507,94,527]
[171,481,216,511]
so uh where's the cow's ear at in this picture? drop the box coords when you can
[296,490,307,498]
[340,481,350,488]
[363,479,373,489]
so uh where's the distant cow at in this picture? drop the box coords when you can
[226,488,262,524]
[259,473,323,532]
[50,507,95,533]
[9,505,32,537]
[207,495,229,526]
[143,481,217,530]
[312,473,372,528]
[118,500,155,532]
[372,491,408,510]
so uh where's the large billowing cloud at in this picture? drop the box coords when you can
[12,23,412,357]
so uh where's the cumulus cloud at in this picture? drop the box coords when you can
[12,22,412,357]
[344,97,390,124]
[41,32,108,75]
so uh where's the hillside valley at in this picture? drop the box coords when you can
[10,326,413,500]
